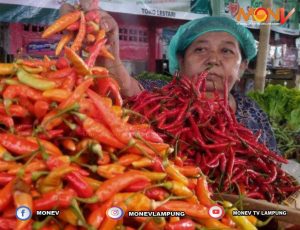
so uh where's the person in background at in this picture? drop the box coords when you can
[60,1,278,153]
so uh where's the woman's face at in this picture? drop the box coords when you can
[178,32,247,94]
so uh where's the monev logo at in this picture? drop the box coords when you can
[228,3,296,25]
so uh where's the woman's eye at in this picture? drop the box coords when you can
[222,48,234,54]
[195,47,206,53]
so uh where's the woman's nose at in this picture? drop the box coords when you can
[206,52,220,65]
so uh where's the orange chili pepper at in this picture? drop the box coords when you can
[100,46,115,60]
[196,176,214,207]
[163,161,189,186]
[0,161,20,172]
[55,32,73,56]
[97,151,111,165]
[155,201,210,219]
[97,163,126,179]
[118,153,141,166]
[19,59,56,69]
[38,166,73,193]
[87,89,132,144]
[162,180,194,199]
[62,139,76,152]
[199,219,232,229]
[42,88,71,102]
[90,66,109,76]
[71,11,86,52]
[178,165,201,177]
[64,46,91,76]
[129,169,166,181]
[26,137,63,156]
[13,190,33,230]
[83,116,125,149]
[22,65,44,74]
[82,176,102,191]
[42,10,81,38]
[87,33,96,43]
[98,201,126,230]
[0,63,16,75]
[58,208,78,225]
[93,171,149,203]
[7,160,46,174]
[96,29,106,41]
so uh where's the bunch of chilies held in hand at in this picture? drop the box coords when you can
[0,5,269,230]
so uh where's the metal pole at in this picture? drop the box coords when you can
[254,0,273,92]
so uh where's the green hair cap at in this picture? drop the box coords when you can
[168,16,257,75]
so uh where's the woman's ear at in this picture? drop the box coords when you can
[177,53,184,72]
[238,59,248,78]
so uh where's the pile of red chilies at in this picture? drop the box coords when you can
[127,72,300,203]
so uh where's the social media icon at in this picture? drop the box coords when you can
[106,206,124,220]
[208,205,225,219]
[16,206,32,221]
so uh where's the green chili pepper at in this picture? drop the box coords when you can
[17,68,56,91]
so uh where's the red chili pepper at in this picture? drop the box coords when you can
[65,171,94,198]
[61,72,77,91]
[34,100,49,119]
[0,104,29,117]
[87,89,132,144]
[66,21,80,31]
[95,76,123,106]
[33,188,77,211]
[0,133,39,155]
[0,173,14,186]
[56,57,70,69]
[165,219,196,230]
[87,199,113,229]
[59,78,93,110]
[48,67,74,79]
[0,114,14,130]
[123,178,151,192]
[0,179,14,212]
[0,218,16,229]
[85,10,100,23]
[145,187,169,201]
[86,38,107,67]
[3,84,42,101]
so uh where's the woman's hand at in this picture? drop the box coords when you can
[58,1,142,97]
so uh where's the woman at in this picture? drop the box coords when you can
[60,2,278,153]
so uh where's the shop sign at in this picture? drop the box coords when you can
[234,7,295,25]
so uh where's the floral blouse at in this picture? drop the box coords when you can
[138,79,279,154]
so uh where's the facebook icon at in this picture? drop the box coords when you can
[16,206,32,221]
